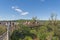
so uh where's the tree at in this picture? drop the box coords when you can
[31,16,37,23]
[49,13,57,25]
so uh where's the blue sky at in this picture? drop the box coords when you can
[0,0,60,20]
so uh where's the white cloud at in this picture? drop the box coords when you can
[12,6,22,12]
[12,6,29,16]
[21,12,29,16]
[15,8,22,13]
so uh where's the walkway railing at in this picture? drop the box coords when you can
[0,32,7,40]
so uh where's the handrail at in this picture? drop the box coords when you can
[0,32,7,40]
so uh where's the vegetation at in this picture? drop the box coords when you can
[0,25,7,35]
[11,14,60,40]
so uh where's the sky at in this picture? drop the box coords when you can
[0,0,60,20]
